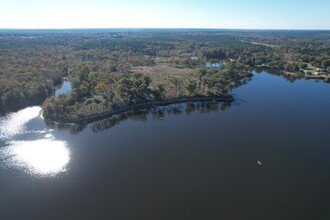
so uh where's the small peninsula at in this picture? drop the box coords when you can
[0,30,329,122]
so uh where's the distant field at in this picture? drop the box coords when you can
[132,64,195,97]
[132,65,194,83]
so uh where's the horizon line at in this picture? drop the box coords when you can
[1,27,330,31]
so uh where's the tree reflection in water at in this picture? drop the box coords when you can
[46,101,232,134]
[90,101,232,133]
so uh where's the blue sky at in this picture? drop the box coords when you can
[0,0,329,29]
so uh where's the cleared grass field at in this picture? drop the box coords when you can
[301,62,318,72]
[132,64,195,97]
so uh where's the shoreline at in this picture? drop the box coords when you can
[284,71,329,80]
[44,95,234,125]
[255,66,329,81]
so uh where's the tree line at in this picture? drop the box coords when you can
[1,29,329,116]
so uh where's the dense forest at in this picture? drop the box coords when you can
[0,29,329,121]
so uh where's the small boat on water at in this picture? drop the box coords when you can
[159,117,164,120]
[257,160,263,166]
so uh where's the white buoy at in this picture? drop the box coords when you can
[257,160,263,166]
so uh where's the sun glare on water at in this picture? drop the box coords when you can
[0,107,71,177]
[0,106,42,140]
[1,139,70,177]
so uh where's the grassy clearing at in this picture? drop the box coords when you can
[131,64,195,97]
[132,65,194,84]
[300,62,318,72]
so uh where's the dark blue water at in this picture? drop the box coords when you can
[0,71,330,220]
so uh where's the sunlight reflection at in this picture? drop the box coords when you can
[0,139,70,177]
[0,106,42,140]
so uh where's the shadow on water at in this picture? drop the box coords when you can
[231,75,253,106]
[90,102,232,133]
[45,101,232,134]
[254,68,293,82]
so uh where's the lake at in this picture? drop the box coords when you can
[0,70,330,220]
[55,80,72,97]
[205,62,224,68]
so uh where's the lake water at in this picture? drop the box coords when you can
[205,62,224,68]
[55,80,72,97]
[0,71,330,220]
